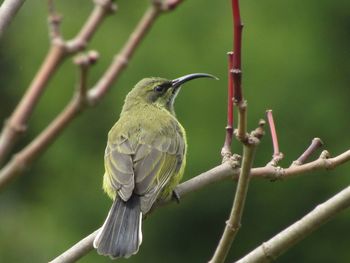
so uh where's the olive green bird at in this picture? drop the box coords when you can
[93,73,216,259]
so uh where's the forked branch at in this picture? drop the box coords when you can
[0,1,184,190]
[235,183,350,263]
[0,0,116,166]
[50,143,350,263]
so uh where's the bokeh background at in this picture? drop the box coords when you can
[1,0,350,262]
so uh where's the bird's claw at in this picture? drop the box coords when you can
[172,189,181,204]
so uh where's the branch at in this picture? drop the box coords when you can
[235,183,350,263]
[86,4,161,103]
[0,0,25,38]
[210,122,264,263]
[230,0,245,143]
[210,145,257,263]
[221,52,234,160]
[49,162,237,263]
[0,2,184,190]
[0,51,99,189]
[49,145,350,263]
[291,137,324,166]
[0,0,116,165]
[266,110,283,166]
[231,0,248,143]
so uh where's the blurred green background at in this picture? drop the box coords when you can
[1,0,350,262]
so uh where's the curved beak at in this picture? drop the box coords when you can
[171,73,218,89]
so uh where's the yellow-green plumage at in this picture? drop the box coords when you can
[94,74,215,259]
[103,88,187,205]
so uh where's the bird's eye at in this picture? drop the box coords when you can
[154,85,165,93]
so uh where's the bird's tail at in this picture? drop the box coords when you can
[93,195,142,259]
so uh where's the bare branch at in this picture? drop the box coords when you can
[0,43,66,166]
[0,0,25,38]
[235,184,350,263]
[49,145,350,263]
[66,0,117,53]
[266,110,284,166]
[209,121,264,263]
[222,52,234,161]
[87,4,161,104]
[0,0,115,165]
[0,2,184,190]
[235,100,248,143]
[291,137,324,166]
[231,0,243,103]
[47,0,62,40]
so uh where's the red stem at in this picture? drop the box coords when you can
[231,0,243,103]
[266,110,280,156]
[227,52,234,128]
[223,52,234,151]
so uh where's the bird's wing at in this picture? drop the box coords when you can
[133,131,185,213]
[104,128,185,213]
[104,135,135,201]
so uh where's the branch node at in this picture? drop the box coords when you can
[73,50,100,68]
[12,152,29,172]
[270,166,285,181]
[267,152,284,167]
[115,54,129,67]
[261,242,277,261]
[225,154,241,169]
[66,39,87,53]
[48,0,63,40]
[320,150,330,159]
[156,0,183,11]
[231,68,242,75]
[225,220,241,232]
[221,146,232,163]
[5,118,27,134]
[251,119,265,140]
[93,0,118,14]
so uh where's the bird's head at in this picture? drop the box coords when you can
[124,73,217,113]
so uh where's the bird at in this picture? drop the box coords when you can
[93,73,217,259]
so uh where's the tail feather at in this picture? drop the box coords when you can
[94,195,142,259]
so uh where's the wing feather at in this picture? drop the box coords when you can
[104,124,185,213]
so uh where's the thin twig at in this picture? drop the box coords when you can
[235,184,350,263]
[209,122,264,263]
[161,0,183,10]
[222,52,234,161]
[0,0,25,38]
[231,0,243,103]
[230,0,245,142]
[87,5,161,104]
[236,100,247,143]
[0,43,66,166]
[266,109,283,166]
[47,0,62,39]
[0,1,184,190]
[0,0,115,166]
[66,0,117,53]
[291,137,324,166]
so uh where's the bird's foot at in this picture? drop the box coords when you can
[172,189,181,204]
